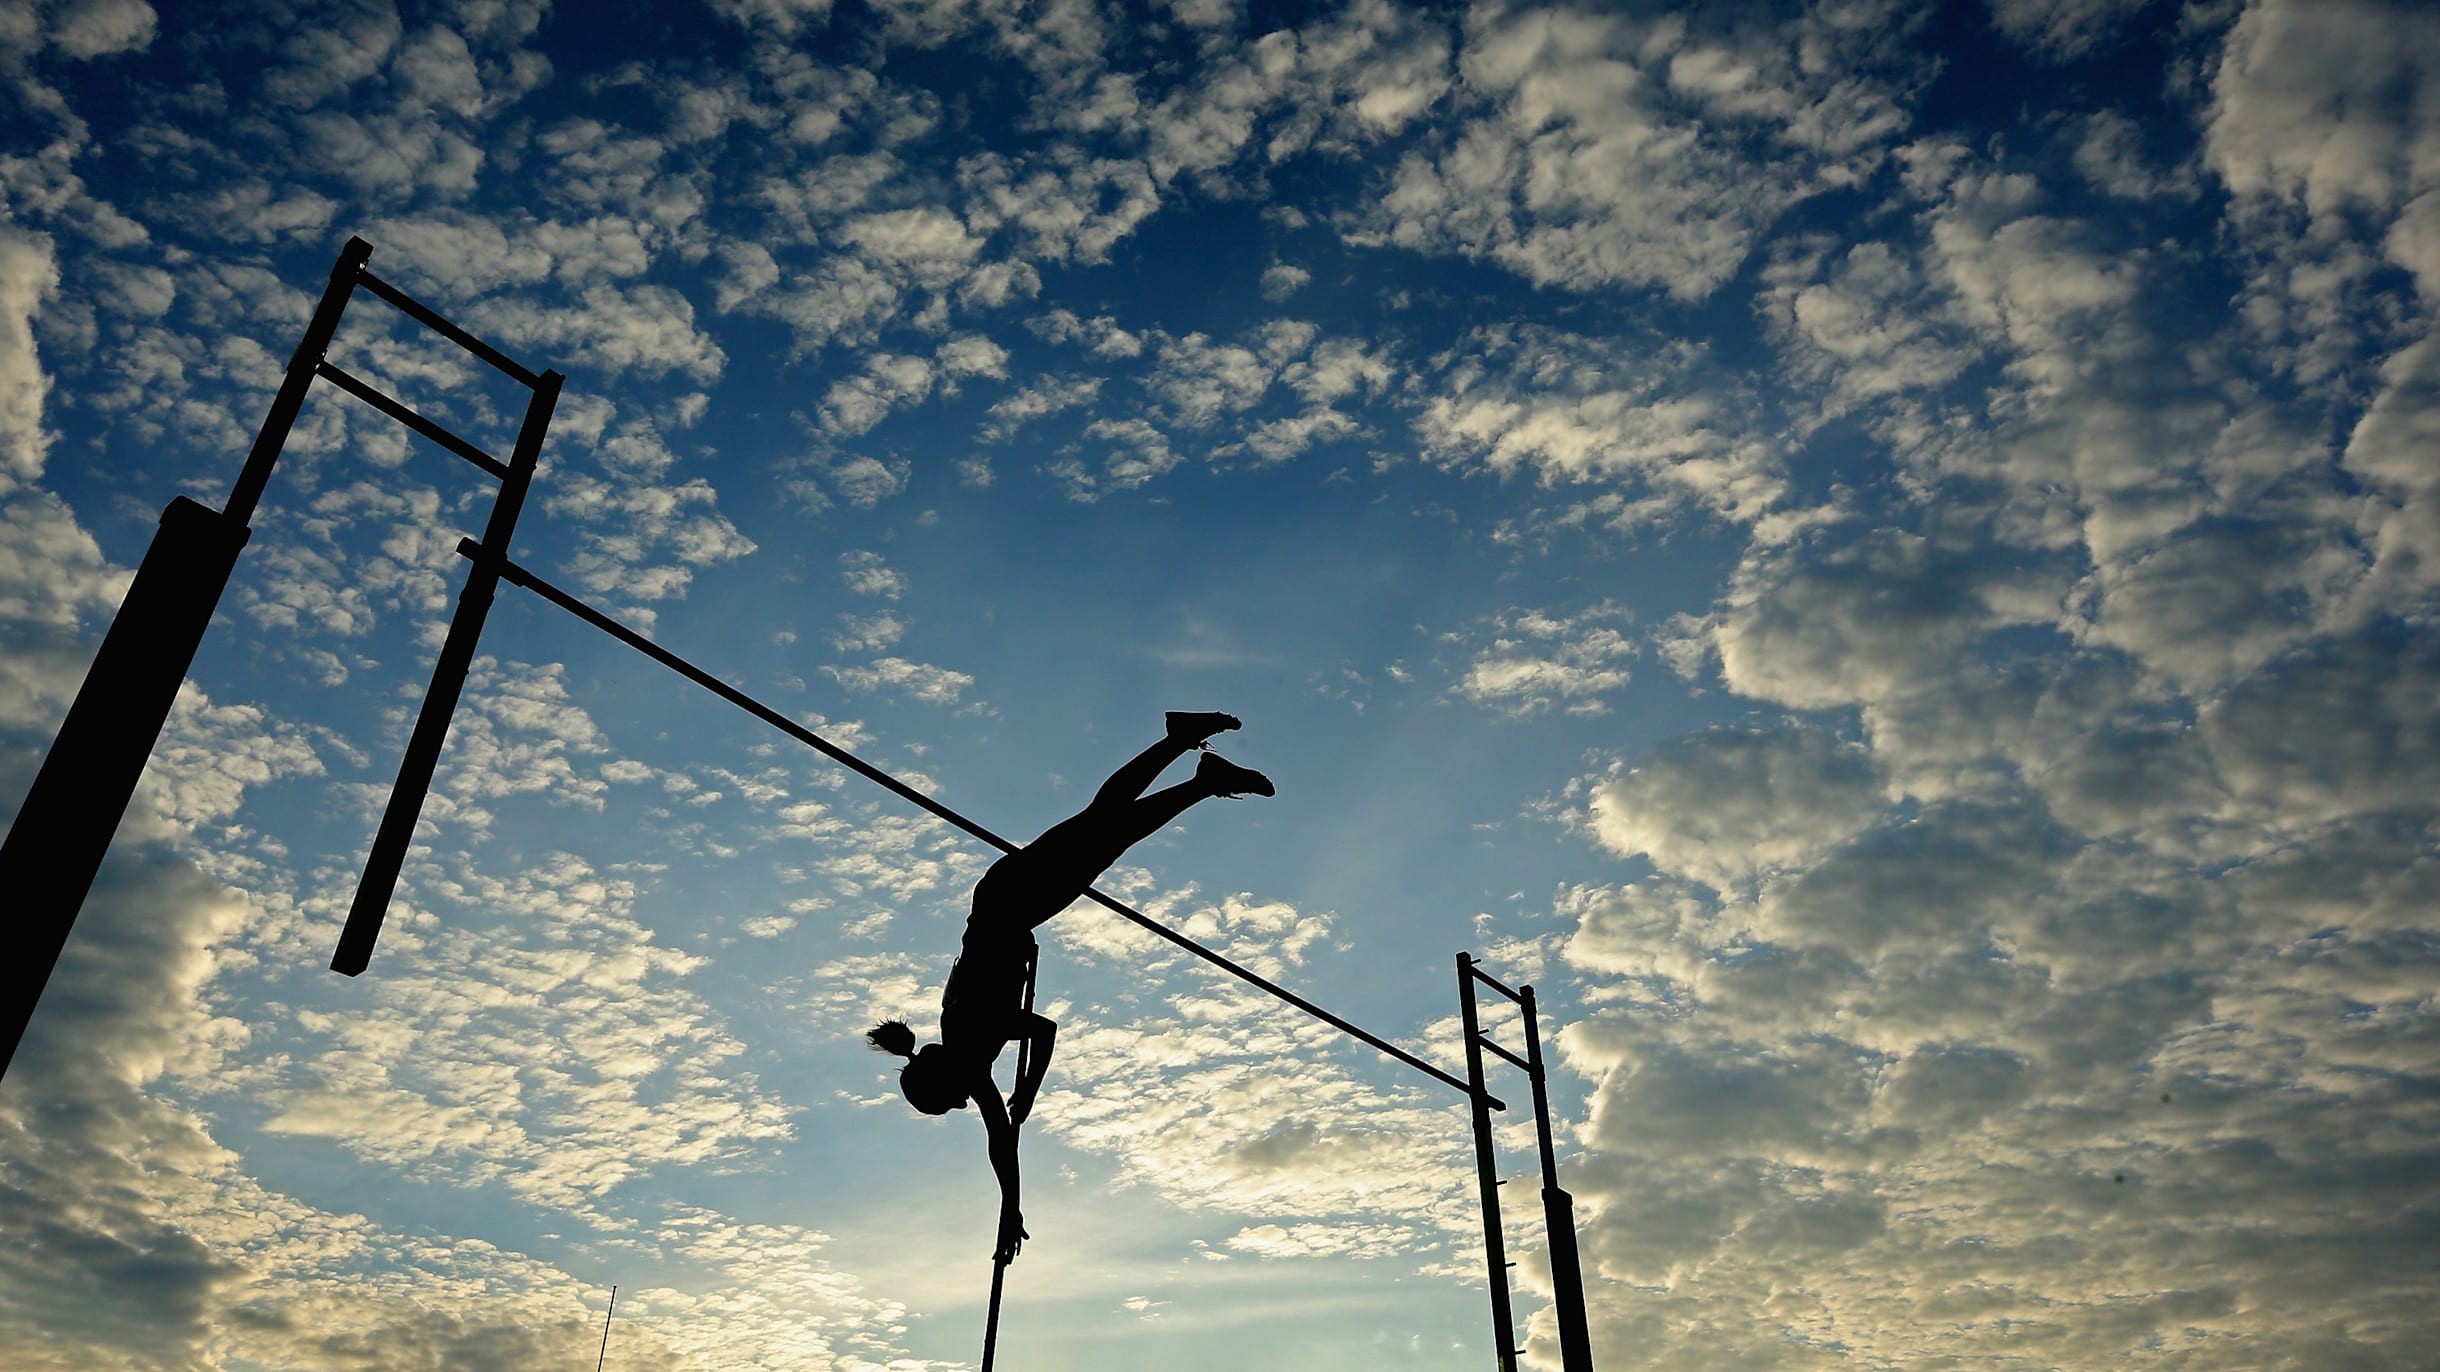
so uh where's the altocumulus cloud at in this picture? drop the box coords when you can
[1535,4,2440,1367]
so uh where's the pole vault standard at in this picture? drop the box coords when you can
[0,235,561,1081]
[1461,955,1596,1372]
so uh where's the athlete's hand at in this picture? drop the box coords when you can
[994,1207,1029,1263]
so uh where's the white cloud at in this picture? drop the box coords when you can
[1760,237,1980,415]
[819,351,933,435]
[1712,528,2070,713]
[705,0,833,36]
[1915,160,2138,395]
[1982,0,2147,60]
[981,373,1100,440]
[935,331,1007,379]
[1238,405,1358,462]
[1586,724,1882,893]
[2079,513,2361,693]
[1358,4,1916,297]
[1259,262,1309,300]
[1028,307,1143,357]
[45,0,157,60]
[2204,0,2440,227]
[466,283,726,382]
[1067,415,1180,497]
[1453,603,1637,717]
[2072,108,2198,201]
[0,226,59,493]
[830,611,905,652]
[838,548,906,598]
[814,450,910,507]
[540,402,758,607]
[1414,326,1785,526]
[822,655,975,707]
[1149,328,1290,427]
[2202,622,2440,832]
[838,206,984,288]
[262,0,402,108]
[960,153,1161,265]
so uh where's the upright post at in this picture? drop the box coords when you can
[227,237,374,525]
[0,500,248,1077]
[1458,953,1520,1372]
[0,237,370,1082]
[331,367,562,975]
[1521,985,1595,1372]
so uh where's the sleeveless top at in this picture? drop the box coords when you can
[940,923,1035,1052]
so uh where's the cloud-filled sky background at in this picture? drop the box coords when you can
[3,0,2437,1367]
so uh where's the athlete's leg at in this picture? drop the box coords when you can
[1011,756,1272,927]
[1086,712,1240,812]
[975,716,1269,934]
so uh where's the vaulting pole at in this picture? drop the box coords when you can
[981,1256,1010,1372]
[595,1285,616,1371]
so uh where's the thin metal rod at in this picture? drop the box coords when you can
[357,268,541,387]
[1522,985,1596,1371]
[227,236,371,525]
[316,361,511,478]
[1468,963,1527,1005]
[483,549,1487,1102]
[332,370,563,976]
[981,1257,1009,1372]
[596,1285,616,1372]
[1475,1033,1531,1073]
[1458,953,1519,1372]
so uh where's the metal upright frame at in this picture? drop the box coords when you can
[1460,952,1597,1372]
[0,235,562,1074]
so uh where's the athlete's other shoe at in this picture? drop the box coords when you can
[1195,752,1274,798]
[1167,711,1242,748]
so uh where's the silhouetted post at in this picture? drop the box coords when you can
[331,366,562,975]
[1458,953,1520,1372]
[0,500,248,1075]
[0,238,370,1081]
[1521,984,1595,1372]
[226,238,375,526]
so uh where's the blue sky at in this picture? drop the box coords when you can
[3,0,2436,1368]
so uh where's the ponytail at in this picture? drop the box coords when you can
[865,1020,917,1058]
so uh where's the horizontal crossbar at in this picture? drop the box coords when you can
[317,362,511,479]
[464,541,1492,1105]
[1467,963,1526,1005]
[358,269,540,388]
[1474,1034,1531,1074]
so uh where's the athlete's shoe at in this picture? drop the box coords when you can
[1196,752,1274,798]
[1166,711,1242,747]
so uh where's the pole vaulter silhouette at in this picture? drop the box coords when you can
[866,711,1272,1264]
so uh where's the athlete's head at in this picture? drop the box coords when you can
[865,1020,970,1115]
